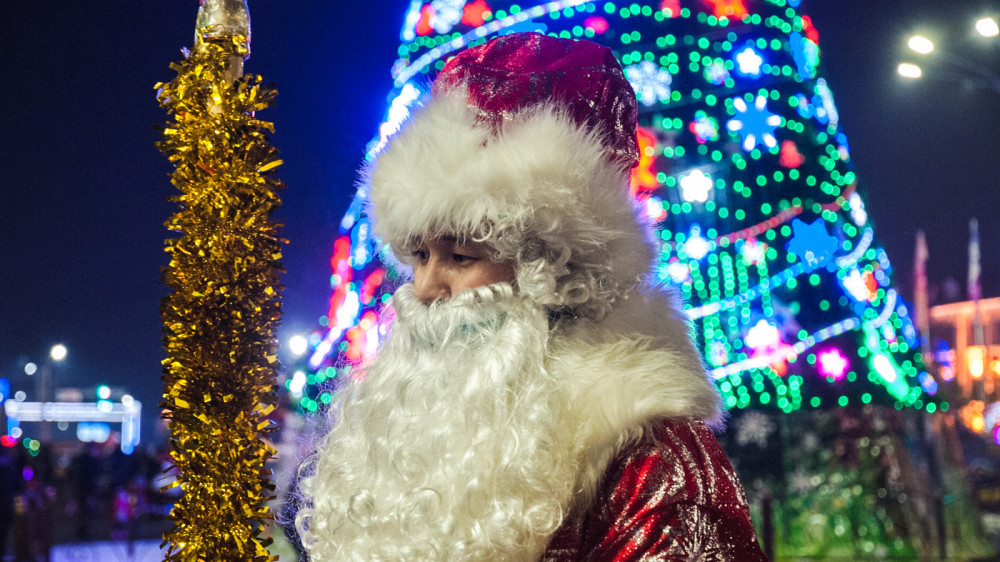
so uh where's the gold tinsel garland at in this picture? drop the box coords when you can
[156,29,284,561]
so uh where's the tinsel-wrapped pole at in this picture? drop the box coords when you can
[156,1,283,559]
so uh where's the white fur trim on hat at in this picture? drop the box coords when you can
[365,91,656,294]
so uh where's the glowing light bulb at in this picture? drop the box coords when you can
[50,344,67,361]
[907,35,934,54]
[968,346,986,379]
[897,63,922,79]
[976,17,999,38]
[289,335,309,357]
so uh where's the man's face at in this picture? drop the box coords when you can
[410,237,515,304]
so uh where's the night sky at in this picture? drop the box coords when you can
[2,1,998,444]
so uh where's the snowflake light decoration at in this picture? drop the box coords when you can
[643,194,668,222]
[734,46,764,77]
[430,0,465,33]
[665,260,691,283]
[709,339,730,366]
[735,411,776,448]
[689,111,720,143]
[788,470,815,494]
[740,238,766,265]
[786,218,838,268]
[679,170,713,203]
[801,432,819,451]
[745,319,781,351]
[704,60,730,85]
[682,225,712,260]
[727,95,781,151]
[624,60,673,107]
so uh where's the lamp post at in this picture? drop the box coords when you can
[34,343,67,442]
[897,16,1000,94]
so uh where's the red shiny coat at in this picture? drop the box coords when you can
[543,419,768,561]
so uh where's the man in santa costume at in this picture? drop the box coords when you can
[295,32,767,561]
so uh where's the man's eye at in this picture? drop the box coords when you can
[453,253,477,263]
[412,249,429,261]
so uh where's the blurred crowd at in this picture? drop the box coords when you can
[0,440,175,561]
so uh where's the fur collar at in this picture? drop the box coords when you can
[547,285,724,506]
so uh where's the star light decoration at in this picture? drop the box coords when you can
[734,46,764,77]
[679,169,713,203]
[727,94,782,151]
[786,218,838,268]
[779,140,805,168]
[817,348,850,380]
[624,60,673,107]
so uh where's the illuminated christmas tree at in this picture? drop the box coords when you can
[306,0,939,414]
[293,1,982,557]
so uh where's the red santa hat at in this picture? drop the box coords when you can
[366,32,655,316]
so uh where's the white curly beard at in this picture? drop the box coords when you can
[297,283,582,561]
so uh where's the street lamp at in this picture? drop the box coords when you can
[36,343,67,442]
[288,334,309,357]
[908,35,934,55]
[976,17,999,38]
[897,63,922,79]
[898,17,1000,94]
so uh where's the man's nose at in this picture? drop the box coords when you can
[414,263,450,304]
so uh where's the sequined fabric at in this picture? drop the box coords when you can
[543,419,768,561]
[433,32,639,170]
